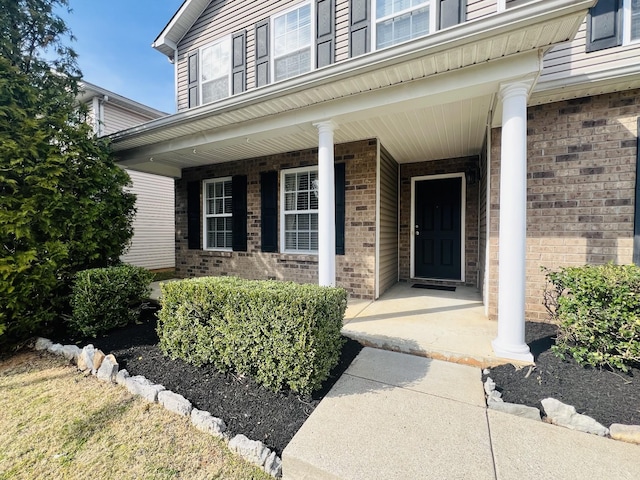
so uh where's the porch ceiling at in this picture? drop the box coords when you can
[112,0,594,177]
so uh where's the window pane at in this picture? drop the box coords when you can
[376,6,429,49]
[285,231,297,250]
[285,174,296,191]
[285,214,297,230]
[298,213,310,230]
[297,191,308,210]
[298,232,310,251]
[310,231,319,251]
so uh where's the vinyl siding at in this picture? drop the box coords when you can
[540,21,640,85]
[467,0,497,21]
[121,170,176,270]
[101,103,155,136]
[377,145,399,298]
[176,0,350,112]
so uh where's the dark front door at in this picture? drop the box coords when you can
[414,177,462,279]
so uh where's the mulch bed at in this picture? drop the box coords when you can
[483,321,640,427]
[53,307,362,456]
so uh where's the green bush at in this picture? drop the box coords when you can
[68,264,153,337]
[157,277,347,394]
[544,264,640,371]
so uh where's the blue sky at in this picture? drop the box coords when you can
[59,1,185,113]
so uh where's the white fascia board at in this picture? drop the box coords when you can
[78,81,167,118]
[152,0,210,57]
[112,0,594,147]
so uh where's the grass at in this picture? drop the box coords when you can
[0,350,271,480]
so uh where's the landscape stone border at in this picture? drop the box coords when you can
[483,372,640,445]
[32,337,282,478]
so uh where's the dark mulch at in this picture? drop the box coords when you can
[483,322,640,427]
[52,307,362,455]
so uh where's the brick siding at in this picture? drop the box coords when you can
[489,89,638,322]
[175,139,378,299]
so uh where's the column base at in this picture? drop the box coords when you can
[491,337,534,363]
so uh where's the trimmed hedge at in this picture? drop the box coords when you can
[157,277,347,394]
[544,264,640,371]
[69,264,153,337]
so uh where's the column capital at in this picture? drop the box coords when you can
[498,79,534,102]
[313,120,337,133]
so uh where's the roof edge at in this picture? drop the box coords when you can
[153,0,210,57]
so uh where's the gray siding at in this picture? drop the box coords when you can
[121,170,176,270]
[377,145,399,298]
[102,103,154,136]
[540,21,640,85]
[467,0,497,21]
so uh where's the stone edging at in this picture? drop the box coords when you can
[483,372,640,445]
[33,337,282,478]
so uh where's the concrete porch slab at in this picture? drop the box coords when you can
[282,347,494,480]
[488,409,640,479]
[343,283,503,367]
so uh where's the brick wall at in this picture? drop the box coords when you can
[489,89,638,322]
[399,157,480,285]
[175,139,378,299]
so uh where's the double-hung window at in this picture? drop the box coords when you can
[204,177,232,250]
[273,3,312,82]
[281,167,319,253]
[374,0,430,50]
[625,0,640,43]
[200,37,231,104]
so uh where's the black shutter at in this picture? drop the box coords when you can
[188,51,199,108]
[187,181,201,250]
[255,19,270,87]
[349,0,370,57]
[261,171,278,253]
[586,0,622,53]
[316,0,336,68]
[439,0,465,30]
[335,162,346,255]
[232,175,247,252]
[633,118,640,264]
[232,30,246,95]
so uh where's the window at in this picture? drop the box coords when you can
[273,3,312,82]
[281,167,319,253]
[200,37,231,104]
[374,0,430,49]
[627,0,640,42]
[203,178,232,250]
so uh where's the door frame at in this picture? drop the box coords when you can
[410,172,466,281]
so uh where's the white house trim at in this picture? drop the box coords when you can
[409,172,466,282]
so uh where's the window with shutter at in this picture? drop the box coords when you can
[281,167,319,253]
[373,0,431,50]
[200,37,232,104]
[273,3,313,82]
[203,177,233,250]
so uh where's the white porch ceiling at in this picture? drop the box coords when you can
[112,0,594,177]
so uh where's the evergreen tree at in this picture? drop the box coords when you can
[0,0,136,344]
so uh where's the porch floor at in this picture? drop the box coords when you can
[342,282,505,368]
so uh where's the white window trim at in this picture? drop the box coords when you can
[372,0,436,51]
[199,36,232,106]
[270,1,315,83]
[280,166,319,255]
[203,176,233,251]
[623,0,640,45]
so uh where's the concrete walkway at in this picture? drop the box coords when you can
[283,347,640,480]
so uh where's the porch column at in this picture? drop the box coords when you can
[314,120,336,286]
[492,82,534,362]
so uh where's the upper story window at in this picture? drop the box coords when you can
[281,166,319,253]
[200,37,231,105]
[374,0,430,49]
[273,3,313,82]
[203,177,233,250]
[626,0,640,42]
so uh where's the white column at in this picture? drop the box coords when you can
[314,120,336,286]
[492,82,534,362]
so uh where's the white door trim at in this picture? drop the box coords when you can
[410,172,466,282]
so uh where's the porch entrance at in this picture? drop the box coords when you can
[414,176,462,280]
